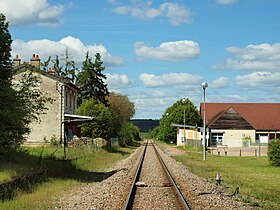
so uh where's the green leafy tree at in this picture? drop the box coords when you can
[149,126,160,139]
[157,98,202,143]
[268,139,280,166]
[76,52,109,106]
[118,122,140,146]
[0,14,49,156]
[76,98,113,139]
[107,92,135,136]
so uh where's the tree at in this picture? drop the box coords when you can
[0,13,12,83]
[76,98,113,139]
[0,14,49,156]
[149,125,160,139]
[50,49,77,83]
[268,139,280,166]
[107,92,135,136]
[157,98,202,143]
[118,122,140,146]
[76,52,109,106]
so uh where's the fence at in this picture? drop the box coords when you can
[185,139,202,148]
[65,137,120,159]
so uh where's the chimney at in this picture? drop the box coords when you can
[48,67,55,72]
[30,54,40,68]
[13,55,21,66]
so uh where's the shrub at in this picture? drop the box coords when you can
[268,139,280,166]
[242,135,251,148]
[50,134,59,146]
[118,122,140,146]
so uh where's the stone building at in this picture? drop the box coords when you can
[13,54,92,144]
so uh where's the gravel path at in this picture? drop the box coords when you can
[53,142,252,209]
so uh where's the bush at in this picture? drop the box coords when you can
[268,139,280,166]
[76,98,114,139]
[118,122,140,146]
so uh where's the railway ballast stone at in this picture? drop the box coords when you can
[54,143,251,209]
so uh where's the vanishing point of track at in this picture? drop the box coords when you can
[123,140,191,210]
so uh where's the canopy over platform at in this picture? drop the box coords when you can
[64,114,94,123]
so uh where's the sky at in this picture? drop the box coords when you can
[1,0,280,119]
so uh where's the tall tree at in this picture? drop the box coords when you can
[0,13,12,83]
[158,98,202,142]
[0,14,49,156]
[76,52,109,106]
[51,49,77,82]
[107,92,135,136]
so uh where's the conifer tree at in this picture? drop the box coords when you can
[0,13,12,83]
[51,49,77,82]
[0,14,49,156]
[76,52,109,106]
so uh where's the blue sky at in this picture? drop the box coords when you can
[1,0,280,119]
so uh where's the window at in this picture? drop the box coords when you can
[211,133,223,146]
[73,95,76,110]
[70,93,72,108]
[65,90,68,107]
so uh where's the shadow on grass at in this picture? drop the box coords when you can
[17,149,125,182]
[104,140,141,154]
[0,149,128,201]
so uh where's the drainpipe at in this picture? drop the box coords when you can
[60,84,63,144]
[57,83,65,145]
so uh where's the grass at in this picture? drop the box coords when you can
[0,143,137,209]
[173,146,280,209]
[0,179,79,210]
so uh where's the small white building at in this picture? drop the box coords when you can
[172,124,203,147]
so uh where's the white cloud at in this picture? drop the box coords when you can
[139,73,202,87]
[0,0,67,26]
[236,72,280,88]
[107,0,118,5]
[129,89,202,119]
[111,1,192,26]
[159,2,192,25]
[134,40,200,61]
[106,73,132,90]
[216,0,237,4]
[214,43,280,71]
[113,6,131,15]
[131,94,178,119]
[11,36,124,66]
[211,76,229,89]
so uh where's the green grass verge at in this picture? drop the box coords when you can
[0,179,79,210]
[0,144,136,209]
[173,146,280,209]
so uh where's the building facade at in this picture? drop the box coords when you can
[200,103,280,147]
[172,124,203,147]
[13,54,92,144]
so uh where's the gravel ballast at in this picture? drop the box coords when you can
[54,142,250,209]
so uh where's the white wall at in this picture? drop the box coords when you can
[177,128,201,146]
[222,130,255,147]
[27,74,62,143]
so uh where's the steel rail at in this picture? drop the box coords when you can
[152,143,191,210]
[123,141,148,210]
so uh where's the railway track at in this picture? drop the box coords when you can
[123,140,191,210]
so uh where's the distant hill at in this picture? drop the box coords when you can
[131,119,159,133]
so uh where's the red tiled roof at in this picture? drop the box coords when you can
[200,103,280,130]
